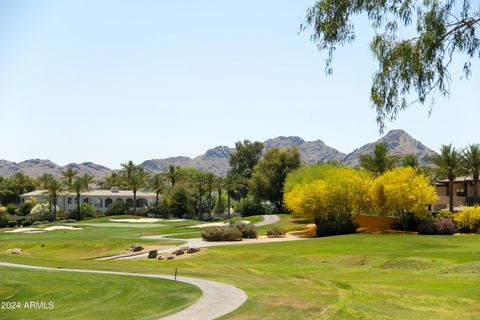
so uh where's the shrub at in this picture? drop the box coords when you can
[434,219,455,235]
[454,206,480,233]
[18,199,37,215]
[436,209,454,220]
[267,225,286,238]
[30,202,56,222]
[105,200,128,216]
[237,223,258,239]
[314,216,358,237]
[22,220,32,227]
[7,220,17,228]
[417,218,455,235]
[6,204,17,215]
[234,196,275,217]
[201,226,242,241]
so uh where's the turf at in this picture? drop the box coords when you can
[0,267,201,320]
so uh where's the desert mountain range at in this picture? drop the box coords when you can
[0,129,435,179]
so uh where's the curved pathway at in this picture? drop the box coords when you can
[0,261,247,320]
[106,215,282,261]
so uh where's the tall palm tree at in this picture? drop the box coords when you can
[204,172,216,218]
[122,165,147,214]
[70,175,93,219]
[61,168,78,189]
[193,171,207,219]
[38,173,54,189]
[463,144,480,205]
[149,173,166,211]
[215,176,225,214]
[46,178,63,221]
[224,173,238,218]
[121,161,136,180]
[164,165,181,188]
[430,144,464,212]
[359,144,398,176]
[100,172,123,189]
[402,154,419,168]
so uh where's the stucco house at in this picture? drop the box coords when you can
[20,187,157,213]
[432,176,480,211]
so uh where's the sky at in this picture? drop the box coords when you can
[0,0,479,169]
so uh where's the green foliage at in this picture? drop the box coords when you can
[105,200,129,216]
[229,221,258,239]
[30,202,56,222]
[359,144,398,176]
[22,220,32,227]
[213,193,227,215]
[6,203,17,215]
[168,184,194,218]
[234,196,275,217]
[454,206,480,233]
[462,144,480,204]
[229,140,264,197]
[0,172,35,205]
[18,198,37,216]
[303,0,480,130]
[0,212,10,228]
[7,220,17,228]
[201,226,243,241]
[249,147,302,213]
[402,154,419,168]
[314,215,359,237]
[266,224,286,238]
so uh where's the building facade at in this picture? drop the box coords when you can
[432,176,480,211]
[20,188,157,213]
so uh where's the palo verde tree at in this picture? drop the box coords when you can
[302,0,480,131]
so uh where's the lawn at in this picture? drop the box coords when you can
[0,267,201,320]
[1,215,479,319]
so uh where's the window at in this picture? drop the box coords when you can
[456,189,466,197]
[67,198,72,204]
[84,198,89,204]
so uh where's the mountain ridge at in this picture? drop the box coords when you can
[0,129,436,178]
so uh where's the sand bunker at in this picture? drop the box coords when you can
[110,218,185,223]
[5,226,83,233]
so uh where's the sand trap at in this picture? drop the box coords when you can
[110,218,185,223]
[5,226,82,233]
[188,221,250,228]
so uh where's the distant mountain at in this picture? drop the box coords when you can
[341,129,436,166]
[0,130,437,179]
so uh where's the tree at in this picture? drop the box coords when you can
[402,154,419,168]
[191,171,207,219]
[38,173,55,189]
[302,1,480,131]
[204,172,217,217]
[223,173,238,217]
[372,167,438,220]
[249,147,302,213]
[229,140,264,197]
[121,164,147,214]
[149,173,166,211]
[61,168,78,189]
[359,144,398,176]
[462,144,480,204]
[99,172,123,189]
[46,178,63,221]
[430,144,464,211]
[164,165,182,188]
[70,175,93,219]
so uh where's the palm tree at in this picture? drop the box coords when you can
[204,172,216,218]
[122,165,147,214]
[430,144,464,212]
[121,161,136,180]
[359,144,398,176]
[193,171,207,219]
[70,175,93,219]
[463,144,480,205]
[38,173,54,189]
[215,176,225,214]
[149,173,166,211]
[61,168,78,189]
[164,165,181,188]
[224,173,238,218]
[402,154,419,168]
[100,172,123,189]
[46,178,63,221]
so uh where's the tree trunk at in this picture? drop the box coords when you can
[77,192,81,220]
[474,174,479,205]
[449,179,454,212]
[227,193,231,218]
[133,190,137,214]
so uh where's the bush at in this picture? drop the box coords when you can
[417,218,455,235]
[201,226,243,241]
[22,220,32,227]
[234,196,275,217]
[454,206,480,233]
[18,199,37,215]
[267,225,286,238]
[237,223,258,239]
[7,220,17,228]
[30,202,56,222]
[6,204,17,215]
[105,200,129,216]
[314,216,358,237]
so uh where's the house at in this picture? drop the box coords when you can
[20,187,157,213]
[432,176,480,211]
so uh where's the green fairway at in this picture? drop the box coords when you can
[2,215,479,319]
[0,267,201,320]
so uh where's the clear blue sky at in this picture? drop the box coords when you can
[0,0,479,169]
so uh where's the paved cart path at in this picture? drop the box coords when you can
[0,261,247,320]
[104,215,285,261]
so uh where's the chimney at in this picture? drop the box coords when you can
[111,187,119,193]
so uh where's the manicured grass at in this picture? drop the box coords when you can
[0,267,201,320]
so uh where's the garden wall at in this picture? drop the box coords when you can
[354,215,399,230]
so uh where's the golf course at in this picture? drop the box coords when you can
[1,215,479,319]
